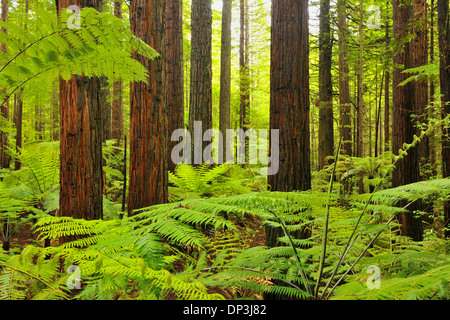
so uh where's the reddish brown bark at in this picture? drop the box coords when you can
[318,0,334,170]
[413,0,430,171]
[189,0,212,154]
[0,0,10,169]
[58,0,104,221]
[437,0,450,237]
[219,0,232,163]
[239,0,250,132]
[111,1,123,142]
[357,1,364,194]
[392,0,423,241]
[128,0,168,215]
[429,0,437,176]
[13,92,22,170]
[268,0,311,192]
[166,0,184,172]
[338,0,352,157]
[384,17,391,153]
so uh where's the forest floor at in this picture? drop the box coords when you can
[203,215,266,300]
[7,219,39,252]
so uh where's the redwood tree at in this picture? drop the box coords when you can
[167,0,184,172]
[414,0,429,169]
[437,0,450,237]
[111,1,124,142]
[128,0,168,215]
[0,0,10,169]
[239,0,250,132]
[58,0,104,221]
[219,0,232,163]
[266,1,312,299]
[269,0,311,192]
[392,0,423,241]
[318,0,334,170]
[189,0,212,154]
[337,0,352,157]
[13,0,28,171]
[384,14,391,153]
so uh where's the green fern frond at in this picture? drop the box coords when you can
[332,257,450,300]
[0,7,158,108]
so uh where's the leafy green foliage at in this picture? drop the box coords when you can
[0,214,225,300]
[0,141,60,249]
[1,160,449,300]
[0,7,157,107]
[332,243,450,300]
[0,0,449,301]
[168,163,255,201]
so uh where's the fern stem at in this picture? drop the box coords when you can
[324,200,416,299]
[314,139,342,298]
[269,209,313,297]
[0,30,63,75]
[0,68,52,109]
[318,122,439,299]
[198,266,306,294]
[0,261,69,299]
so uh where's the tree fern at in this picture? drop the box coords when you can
[0,7,158,108]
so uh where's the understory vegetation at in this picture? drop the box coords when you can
[0,0,449,302]
[0,141,448,300]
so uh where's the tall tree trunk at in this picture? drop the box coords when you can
[219,0,232,163]
[269,0,311,192]
[267,0,312,300]
[13,92,22,170]
[0,0,10,169]
[414,0,430,174]
[128,0,168,215]
[384,14,391,153]
[429,0,437,177]
[357,0,364,194]
[0,0,9,251]
[111,1,124,143]
[189,0,212,156]
[338,0,352,158]
[13,0,28,171]
[318,0,334,170]
[167,0,184,172]
[58,0,104,222]
[437,0,450,237]
[392,0,423,241]
[375,67,384,158]
[239,0,250,132]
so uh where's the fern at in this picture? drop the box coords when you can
[130,201,237,249]
[331,246,450,300]
[0,7,158,108]
[169,163,252,200]
[2,160,449,300]
[0,142,60,248]
[1,213,226,300]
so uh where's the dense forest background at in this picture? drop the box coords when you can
[0,0,449,300]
